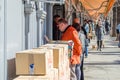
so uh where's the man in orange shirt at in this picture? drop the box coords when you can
[57,18,82,80]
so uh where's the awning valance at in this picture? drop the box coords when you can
[80,0,115,19]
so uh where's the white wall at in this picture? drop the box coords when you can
[0,0,47,79]
[6,0,24,79]
[0,0,6,79]
[6,0,23,59]
[6,1,46,59]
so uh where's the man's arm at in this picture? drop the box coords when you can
[72,31,82,56]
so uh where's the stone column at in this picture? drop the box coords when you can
[112,6,117,37]
[46,3,53,40]
[117,6,120,25]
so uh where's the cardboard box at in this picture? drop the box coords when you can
[58,65,65,80]
[37,69,54,80]
[66,68,70,80]
[54,44,69,62]
[33,51,50,75]
[13,76,42,80]
[64,61,70,80]
[13,76,49,80]
[16,50,33,75]
[13,76,36,80]
[16,50,52,75]
[51,68,58,80]
[43,44,69,61]
[13,69,54,80]
[40,45,63,68]
[44,44,70,67]
[48,40,74,59]
[46,44,68,58]
[40,44,70,80]
[32,48,53,70]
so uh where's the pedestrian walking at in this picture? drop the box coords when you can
[83,20,89,57]
[95,19,104,51]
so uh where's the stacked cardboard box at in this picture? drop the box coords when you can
[40,44,64,68]
[49,41,72,80]
[13,69,54,80]
[57,44,70,80]
[32,48,53,70]
[16,50,33,75]
[48,40,74,59]
[39,45,64,80]
[40,43,70,80]
[51,68,58,80]
[46,44,68,61]
[13,76,50,80]
[16,49,53,75]
[15,41,70,80]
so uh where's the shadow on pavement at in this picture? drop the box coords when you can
[84,62,120,65]
[89,52,120,54]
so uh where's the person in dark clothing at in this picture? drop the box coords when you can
[95,19,104,51]
[72,18,87,80]
[53,15,61,40]
[83,20,89,57]
[105,19,110,35]
[81,27,87,38]
[72,23,86,80]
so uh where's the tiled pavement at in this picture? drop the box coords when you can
[84,35,120,80]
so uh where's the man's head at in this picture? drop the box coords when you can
[57,18,68,32]
[73,18,80,24]
[72,23,81,32]
[53,15,61,23]
[84,19,88,23]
